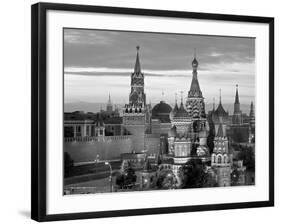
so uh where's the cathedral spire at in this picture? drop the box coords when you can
[173,93,179,112]
[180,91,184,106]
[219,89,222,105]
[188,50,202,98]
[134,46,141,74]
[108,93,111,104]
[235,84,240,104]
[249,101,254,117]
[234,84,240,114]
[129,46,145,106]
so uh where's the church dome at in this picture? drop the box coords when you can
[174,102,189,118]
[152,101,172,116]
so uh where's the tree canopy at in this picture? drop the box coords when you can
[115,162,137,189]
[181,159,209,188]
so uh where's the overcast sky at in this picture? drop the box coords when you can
[64,28,255,108]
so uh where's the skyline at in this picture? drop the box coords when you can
[64,28,255,109]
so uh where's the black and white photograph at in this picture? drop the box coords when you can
[63,29,256,195]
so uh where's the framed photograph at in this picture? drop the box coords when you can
[31,2,274,222]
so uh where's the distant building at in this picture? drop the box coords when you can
[106,93,113,113]
[63,47,253,189]
[227,85,253,143]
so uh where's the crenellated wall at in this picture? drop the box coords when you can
[64,134,160,163]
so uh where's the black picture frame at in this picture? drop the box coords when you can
[31,2,274,222]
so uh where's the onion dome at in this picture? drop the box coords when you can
[174,101,189,118]
[192,57,198,68]
[168,125,177,137]
[188,50,203,98]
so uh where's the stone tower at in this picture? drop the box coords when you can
[232,84,243,124]
[211,122,232,187]
[123,46,151,151]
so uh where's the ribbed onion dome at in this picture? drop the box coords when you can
[170,102,178,119]
[174,102,189,118]
[168,125,177,137]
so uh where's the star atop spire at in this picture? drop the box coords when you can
[134,45,141,74]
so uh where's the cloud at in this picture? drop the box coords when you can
[64,29,114,45]
[64,60,254,79]
[63,29,255,105]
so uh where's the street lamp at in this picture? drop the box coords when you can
[105,162,113,192]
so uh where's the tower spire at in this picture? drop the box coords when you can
[249,101,254,117]
[189,50,202,98]
[213,97,215,111]
[194,48,196,59]
[108,93,111,103]
[235,84,239,104]
[219,89,222,104]
[134,45,141,74]
[180,91,184,105]
[233,84,241,115]
[173,92,179,111]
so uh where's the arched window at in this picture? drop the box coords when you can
[217,155,222,164]
[224,155,228,163]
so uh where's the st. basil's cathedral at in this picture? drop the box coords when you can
[64,46,255,188]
